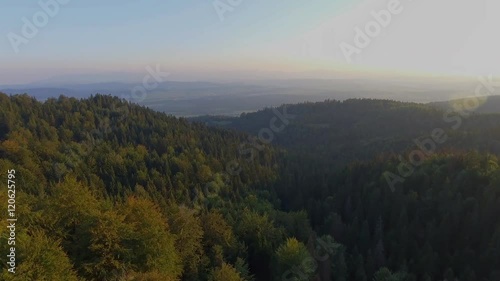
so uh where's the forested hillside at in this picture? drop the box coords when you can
[197,98,500,281]
[0,94,322,281]
[196,99,500,164]
[1,94,500,280]
[430,95,500,115]
[277,152,500,281]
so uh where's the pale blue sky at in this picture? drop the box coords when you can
[1,0,499,84]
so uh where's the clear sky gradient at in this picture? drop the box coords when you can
[1,0,499,84]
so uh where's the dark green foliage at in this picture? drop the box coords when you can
[3,93,500,280]
[207,99,500,280]
[0,93,308,280]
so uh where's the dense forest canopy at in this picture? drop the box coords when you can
[1,93,500,280]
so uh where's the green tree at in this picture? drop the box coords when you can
[373,267,393,281]
[82,210,131,280]
[0,231,79,281]
[209,263,244,281]
[168,206,204,280]
[273,238,315,281]
[121,197,182,279]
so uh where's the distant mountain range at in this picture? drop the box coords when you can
[429,95,500,114]
[2,78,496,116]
